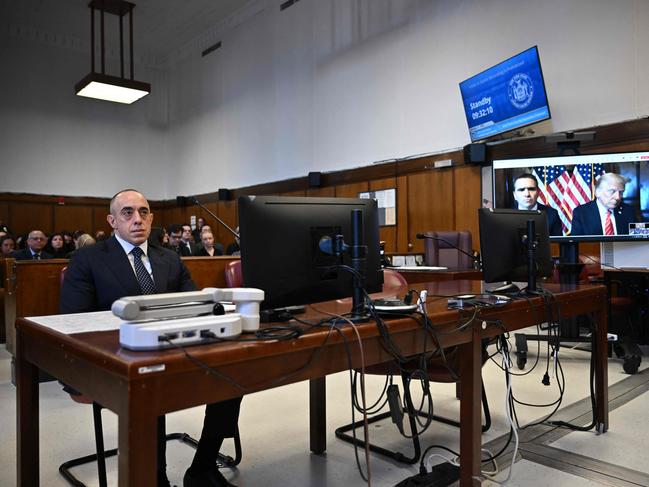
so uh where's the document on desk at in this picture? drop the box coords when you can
[391,265,448,271]
[26,310,121,335]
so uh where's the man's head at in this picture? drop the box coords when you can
[197,217,205,229]
[595,173,627,210]
[167,224,183,248]
[513,173,540,210]
[26,230,47,252]
[107,189,153,245]
[201,231,214,249]
[181,224,193,243]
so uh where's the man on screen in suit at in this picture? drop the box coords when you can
[60,189,240,487]
[512,173,563,236]
[571,172,636,236]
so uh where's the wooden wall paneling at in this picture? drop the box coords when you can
[369,177,397,253]
[93,206,112,236]
[279,190,307,197]
[217,200,238,249]
[54,204,93,235]
[453,165,482,249]
[306,187,335,197]
[335,181,369,198]
[10,202,53,237]
[396,175,409,253]
[407,169,454,253]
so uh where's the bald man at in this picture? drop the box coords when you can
[12,230,53,260]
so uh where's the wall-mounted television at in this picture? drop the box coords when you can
[460,46,551,142]
[492,151,649,242]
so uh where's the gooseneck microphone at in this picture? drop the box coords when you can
[415,233,479,265]
[188,196,240,240]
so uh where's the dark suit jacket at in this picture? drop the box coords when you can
[513,203,563,236]
[60,236,195,313]
[12,248,54,260]
[571,200,636,236]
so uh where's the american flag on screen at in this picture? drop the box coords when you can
[561,164,606,233]
[532,165,572,232]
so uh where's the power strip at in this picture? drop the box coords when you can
[119,314,242,350]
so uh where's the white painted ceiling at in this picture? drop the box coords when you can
[1,0,247,64]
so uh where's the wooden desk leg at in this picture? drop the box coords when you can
[309,377,326,454]
[118,390,158,487]
[459,328,481,487]
[16,331,40,487]
[594,298,609,433]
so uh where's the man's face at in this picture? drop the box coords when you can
[181,225,192,242]
[596,179,625,210]
[107,191,153,245]
[198,218,205,228]
[27,231,47,251]
[168,231,182,247]
[513,178,539,210]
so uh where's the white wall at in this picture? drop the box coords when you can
[2,0,649,199]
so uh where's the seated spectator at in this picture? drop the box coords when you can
[167,224,185,255]
[12,230,53,260]
[192,217,206,243]
[61,231,75,253]
[45,232,68,258]
[15,234,27,250]
[66,233,96,259]
[95,230,109,241]
[1,235,16,257]
[196,230,223,256]
[149,227,169,248]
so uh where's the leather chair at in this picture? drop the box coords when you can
[334,269,491,464]
[423,231,474,269]
[224,259,243,288]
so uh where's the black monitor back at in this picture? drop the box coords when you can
[479,208,553,284]
[238,195,383,310]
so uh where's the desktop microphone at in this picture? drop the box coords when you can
[415,233,479,265]
[187,196,240,240]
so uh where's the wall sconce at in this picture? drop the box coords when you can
[75,0,150,104]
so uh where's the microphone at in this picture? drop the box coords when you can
[186,196,240,240]
[415,233,479,265]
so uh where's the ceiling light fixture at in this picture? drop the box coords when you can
[75,0,150,104]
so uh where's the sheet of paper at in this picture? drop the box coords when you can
[26,311,121,335]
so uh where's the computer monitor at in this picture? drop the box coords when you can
[478,208,553,290]
[238,195,384,310]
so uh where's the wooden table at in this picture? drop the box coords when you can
[395,267,482,283]
[16,281,608,486]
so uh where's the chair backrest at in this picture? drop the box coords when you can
[60,266,67,285]
[423,231,473,269]
[224,260,243,288]
[382,268,408,297]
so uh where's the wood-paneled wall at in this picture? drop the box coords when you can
[2,118,648,257]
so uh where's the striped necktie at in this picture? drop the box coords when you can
[130,247,157,294]
[604,211,614,236]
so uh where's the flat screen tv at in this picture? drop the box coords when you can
[238,195,383,310]
[492,151,649,242]
[460,46,551,142]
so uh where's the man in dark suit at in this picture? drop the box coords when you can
[571,172,636,236]
[181,223,198,255]
[12,229,54,260]
[60,189,239,487]
[512,173,563,236]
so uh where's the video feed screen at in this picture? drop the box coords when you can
[460,46,551,142]
[492,151,649,242]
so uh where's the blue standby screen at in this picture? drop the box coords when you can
[460,46,550,142]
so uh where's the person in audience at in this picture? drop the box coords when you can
[67,233,96,259]
[12,230,53,260]
[149,227,169,248]
[95,230,108,241]
[196,230,223,256]
[60,189,240,487]
[181,224,197,255]
[225,227,240,256]
[15,234,27,250]
[512,173,563,236]
[192,217,206,243]
[167,223,186,255]
[571,172,637,236]
[61,230,75,253]
[1,234,16,257]
[45,232,67,258]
